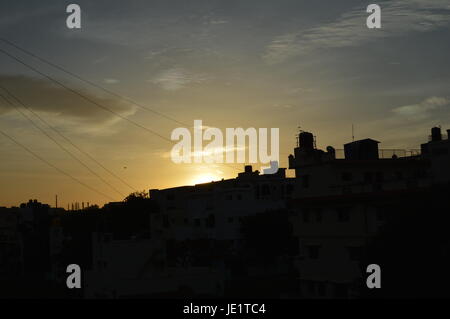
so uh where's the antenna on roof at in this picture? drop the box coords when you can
[352,124,355,142]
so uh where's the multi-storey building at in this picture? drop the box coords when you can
[149,166,295,242]
[287,127,449,298]
[84,126,449,298]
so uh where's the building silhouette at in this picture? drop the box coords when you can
[1,127,450,298]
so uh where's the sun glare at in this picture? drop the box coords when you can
[189,174,219,185]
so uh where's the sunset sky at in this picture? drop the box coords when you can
[1,0,449,208]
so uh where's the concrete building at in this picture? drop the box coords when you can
[84,127,450,298]
[149,166,294,242]
[287,127,449,298]
[421,126,450,183]
[0,207,21,278]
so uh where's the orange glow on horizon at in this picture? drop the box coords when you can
[188,173,221,185]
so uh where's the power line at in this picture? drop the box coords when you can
[0,85,137,192]
[0,128,116,201]
[0,92,125,199]
[0,44,242,173]
[0,37,187,126]
[0,47,172,143]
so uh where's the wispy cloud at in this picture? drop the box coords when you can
[263,0,450,64]
[104,78,120,84]
[392,96,449,120]
[159,145,247,160]
[150,68,211,91]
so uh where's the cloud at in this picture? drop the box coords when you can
[204,18,229,26]
[392,96,449,119]
[0,75,136,125]
[359,96,449,148]
[103,78,120,84]
[273,103,295,109]
[159,144,248,161]
[145,47,196,60]
[263,0,450,64]
[150,68,210,91]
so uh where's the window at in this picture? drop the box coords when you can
[163,215,170,228]
[206,214,215,228]
[337,207,350,222]
[342,172,352,182]
[315,209,322,223]
[373,183,383,191]
[376,209,384,222]
[348,247,363,261]
[375,172,383,182]
[226,194,232,200]
[237,194,242,200]
[302,209,310,223]
[307,281,315,295]
[195,218,201,227]
[286,184,294,195]
[307,245,320,259]
[302,175,310,188]
[415,169,427,178]
[364,172,373,183]
[227,217,234,223]
[395,171,403,180]
[184,218,189,225]
[317,282,326,297]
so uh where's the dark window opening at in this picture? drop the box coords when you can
[342,172,352,181]
[307,245,320,259]
[364,172,373,183]
[307,281,315,295]
[302,175,310,188]
[302,209,310,223]
[206,214,215,228]
[318,282,326,297]
[348,247,363,261]
[337,207,350,222]
[375,172,383,182]
[315,209,322,222]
